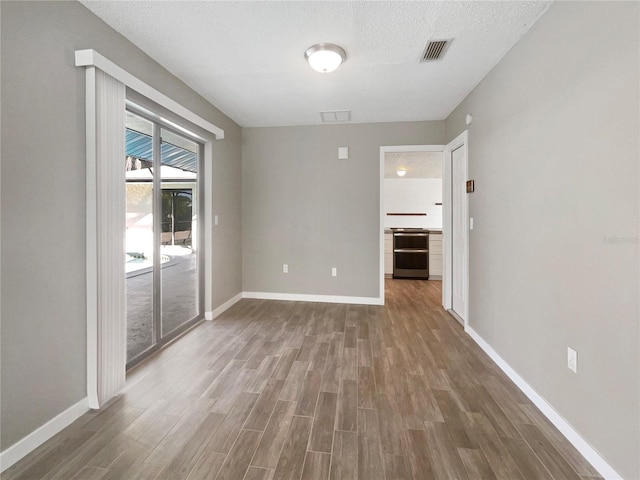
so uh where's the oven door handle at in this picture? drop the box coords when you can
[393,233,428,237]
[394,249,428,253]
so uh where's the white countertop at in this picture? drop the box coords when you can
[384,228,442,233]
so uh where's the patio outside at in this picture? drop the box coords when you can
[125,115,200,363]
[126,247,197,361]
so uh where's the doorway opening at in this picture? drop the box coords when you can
[125,107,204,367]
[379,145,444,303]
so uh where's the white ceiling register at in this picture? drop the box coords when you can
[75,50,224,409]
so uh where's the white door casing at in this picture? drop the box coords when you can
[451,145,467,318]
[443,131,469,326]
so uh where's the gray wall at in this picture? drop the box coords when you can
[242,122,444,298]
[445,2,639,478]
[0,1,242,450]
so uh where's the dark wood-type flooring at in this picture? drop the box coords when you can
[4,280,603,480]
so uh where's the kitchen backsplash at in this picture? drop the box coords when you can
[384,178,443,229]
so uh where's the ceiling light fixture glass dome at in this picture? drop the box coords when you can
[397,168,407,177]
[305,44,346,73]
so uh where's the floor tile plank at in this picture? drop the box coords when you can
[244,379,286,431]
[517,423,582,480]
[206,392,259,454]
[423,421,469,480]
[336,380,357,432]
[308,392,338,453]
[300,451,331,480]
[214,429,262,480]
[329,430,357,480]
[357,409,385,480]
[457,448,498,480]
[295,371,323,417]
[185,451,226,480]
[244,467,275,480]
[383,454,413,480]
[272,416,313,480]
[252,400,297,469]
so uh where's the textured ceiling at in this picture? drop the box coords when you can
[385,151,443,178]
[81,1,551,127]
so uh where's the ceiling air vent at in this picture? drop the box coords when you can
[421,39,451,62]
[320,110,351,123]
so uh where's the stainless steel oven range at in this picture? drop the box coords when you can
[392,228,429,279]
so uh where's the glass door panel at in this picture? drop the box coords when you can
[125,112,155,362]
[160,128,199,336]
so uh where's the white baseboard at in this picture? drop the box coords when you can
[0,397,90,473]
[465,326,623,480]
[242,291,383,306]
[206,292,243,320]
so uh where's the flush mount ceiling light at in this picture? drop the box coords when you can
[397,168,407,177]
[305,44,346,73]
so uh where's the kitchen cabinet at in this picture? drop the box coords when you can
[429,231,443,279]
[384,231,393,276]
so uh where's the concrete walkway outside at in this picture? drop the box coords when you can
[126,253,198,361]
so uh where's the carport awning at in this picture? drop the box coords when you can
[126,128,197,173]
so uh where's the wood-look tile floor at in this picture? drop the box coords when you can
[4,280,603,480]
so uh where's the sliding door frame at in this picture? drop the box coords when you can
[78,49,222,408]
[125,103,205,369]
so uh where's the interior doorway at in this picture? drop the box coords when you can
[379,145,444,303]
[443,131,469,326]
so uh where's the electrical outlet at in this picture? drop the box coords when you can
[567,347,577,373]
[214,215,219,226]
[470,217,474,230]
[283,264,288,274]
[332,267,337,277]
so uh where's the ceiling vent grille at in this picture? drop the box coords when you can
[421,40,451,62]
[320,110,351,123]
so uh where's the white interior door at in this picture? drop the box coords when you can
[442,131,468,325]
[451,144,467,319]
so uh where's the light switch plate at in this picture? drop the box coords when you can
[567,347,577,373]
[338,147,349,160]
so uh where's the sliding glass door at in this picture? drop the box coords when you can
[160,128,199,337]
[125,109,203,366]
[125,112,155,361]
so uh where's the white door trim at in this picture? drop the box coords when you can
[443,130,469,326]
[379,144,444,304]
